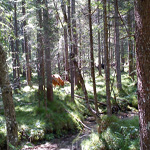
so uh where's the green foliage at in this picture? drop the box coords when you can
[64,94,71,101]
[102,116,139,150]
[0,0,138,149]
[1,67,139,149]
[82,116,139,150]
[0,84,85,148]
[81,133,104,150]
[75,88,84,96]
[0,115,6,149]
[131,97,138,109]
[0,2,13,46]
[0,131,6,148]
[119,74,138,109]
[9,143,18,150]
[16,90,80,141]
[45,133,54,141]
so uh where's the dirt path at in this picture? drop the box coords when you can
[21,112,138,150]
[21,117,97,150]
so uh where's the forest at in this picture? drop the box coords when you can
[0,0,150,150]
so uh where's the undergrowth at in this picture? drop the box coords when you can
[0,85,86,149]
[81,115,139,150]
[81,69,139,150]
[0,68,139,149]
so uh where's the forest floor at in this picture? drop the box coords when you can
[21,112,138,150]
[21,116,97,150]
[1,70,139,149]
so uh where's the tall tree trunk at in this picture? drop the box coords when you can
[132,18,136,75]
[71,0,80,87]
[108,0,111,62]
[57,52,61,75]
[43,0,53,102]
[73,59,98,118]
[88,0,98,114]
[128,6,134,80]
[11,37,16,81]
[114,0,122,90]
[22,0,32,86]
[60,0,69,81]
[70,52,75,102]
[28,34,32,79]
[121,40,125,72]
[79,18,82,69]
[9,5,17,82]
[97,0,102,76]
[14,2,20,89]
[135,1,150,149]
[36,0,45,106]
[0,45,18,150]
[71,0,77,55]
[21,23,26,77]
[111,20,115,64]
[101,35,104,65]
[68,0,75,102]
[103,0,112,115]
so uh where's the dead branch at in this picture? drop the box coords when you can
[65,109,92,130]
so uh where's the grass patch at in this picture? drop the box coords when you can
[81,115,139,150]
[80,69,139,150]
[81,133,104,150]
[0,85,85,149]
[0,67,138,149]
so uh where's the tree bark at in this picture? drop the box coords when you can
[22,0,32,86]
[36,0,45,96]
[36,0,45,107]
[71,0,78,56]
[11,37,16,81]
[68,0,75,102]
[103,0,112,115]
[135,1,150,149]
[79,18,82,69]
[57,52,61,75]
[0,45,18,150]
[121,40,125,72]
[14,2,20,89]
[60,0,69,81]
[97,0,102,76]
[128,6,134,80]
[114,0,122,90]
[43,0,53,102]
[21,23,26,77]
[71,0,80,87]
[73,59,98,118]
[69,52,75,102]
[108,0,111,63]
[88,0,98,114]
